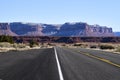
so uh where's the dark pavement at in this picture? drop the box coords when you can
[56,47,120,80]
[0,48,59,80]
[0,47,120,80]
[73,48,120,65]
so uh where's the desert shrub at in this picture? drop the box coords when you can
[61,44,66,46]
[29,39,39,48]
[74,43,82,46]
[13,43,26,48]
[0,35,14,44]
[90,45,97,48]
[99,45,115,49]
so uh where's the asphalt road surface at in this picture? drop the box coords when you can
[73,48,120,65]
[0,47,120,80]
[56,47,120,80]
[0,48,59,80]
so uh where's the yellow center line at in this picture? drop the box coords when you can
[71,49,120,68]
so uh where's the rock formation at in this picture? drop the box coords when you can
[10,22,43,36]
[54,22,114,37]
[0,23,17,36]
[0,22,115,37]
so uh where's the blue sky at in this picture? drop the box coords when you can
[0,0,120,31]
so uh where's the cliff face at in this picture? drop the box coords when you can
[86,25,114,37]
[54,23,114,37]
[42,24,60,36]
[54,23,87,37]
[10,22,43,36]
[0,23,17,36]
[0,22,115,37]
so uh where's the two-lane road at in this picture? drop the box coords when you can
[0,47,120,80]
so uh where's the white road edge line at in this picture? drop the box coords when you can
[54,47,64,80]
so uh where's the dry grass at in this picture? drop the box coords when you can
[116,46,120,52]
[0,42,12,48]
[0,42,120,53]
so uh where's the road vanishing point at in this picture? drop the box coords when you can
[0,47,120,80]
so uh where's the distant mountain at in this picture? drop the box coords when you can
[114,32,120,36]
[54,22,114,37]
[0,23,17,36]
[0,22,115,37]
[10,22,44,36]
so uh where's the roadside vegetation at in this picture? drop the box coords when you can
[90,45,97,49]
[73,43,88,48]
[0,36,55,52]
[0,35,14,44]
[99,45,115,49]
[116,46,120,52]
[0,35,119,53]
[29,39,39,48]
[71,42,120,53]
[0,36,40,52]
